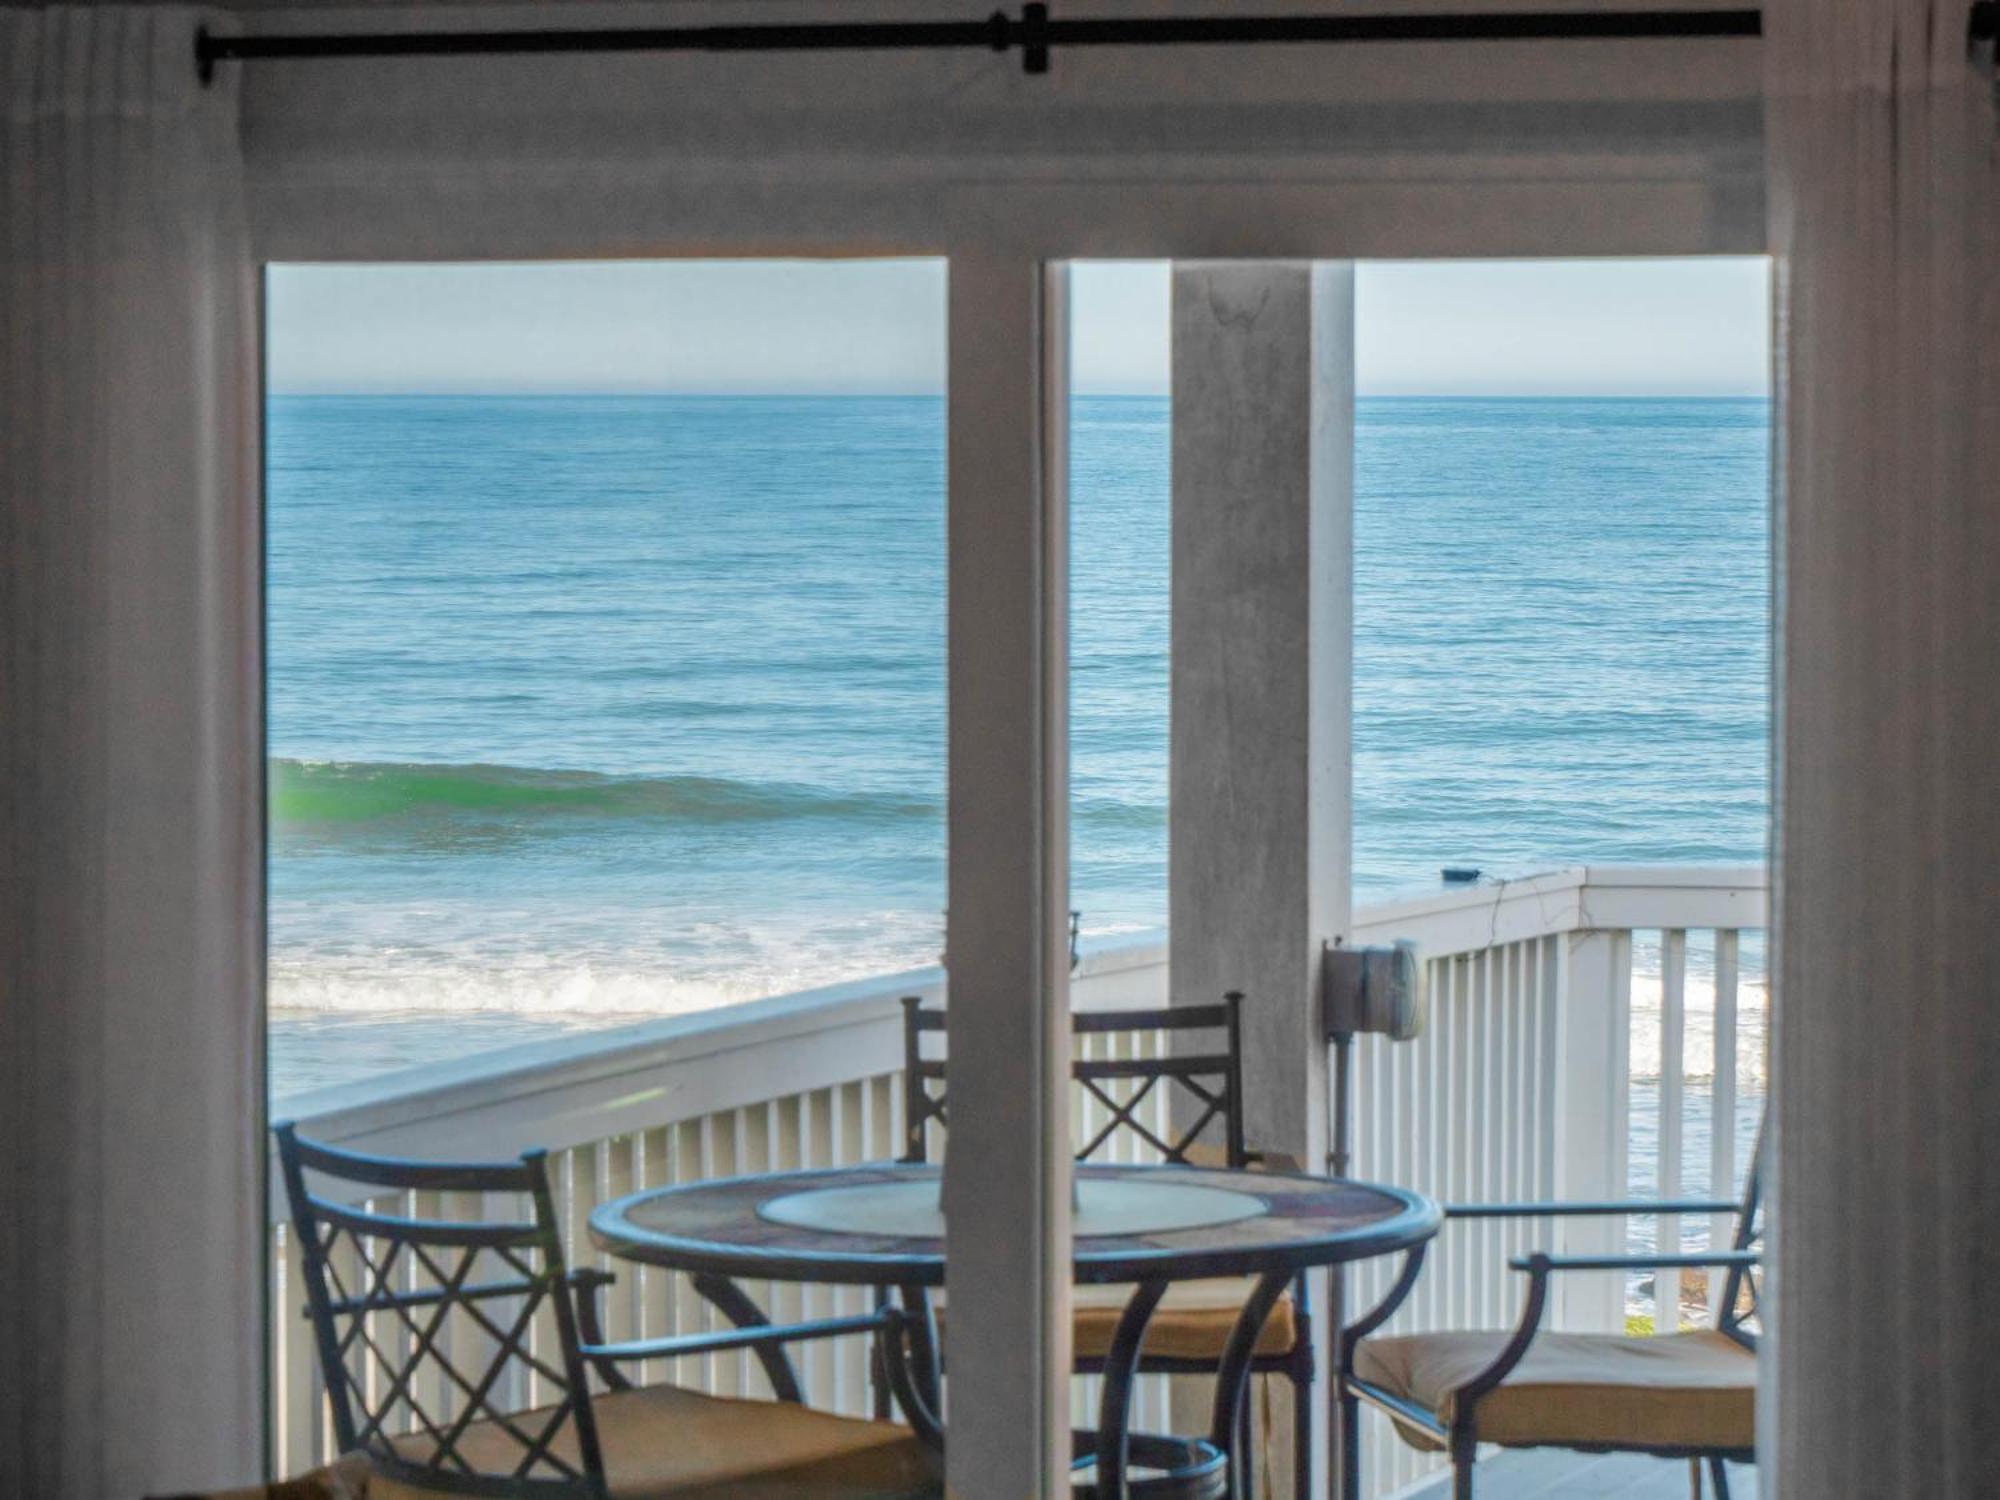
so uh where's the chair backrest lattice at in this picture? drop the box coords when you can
[275,1123,610,1500]
[898,992,1250,1168]
[1715,1121,1766,1348]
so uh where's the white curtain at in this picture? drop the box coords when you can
[0,8,263,1493]
[1765,1,2000,1493]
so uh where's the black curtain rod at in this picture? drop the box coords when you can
[194,4,2000,83]
[197,6,1772,82]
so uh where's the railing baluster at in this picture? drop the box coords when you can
[1075,1025,1100,1163]
[870,1071,896,1160]
[732,1103,775,1401]
[1709,929,1740,1321]
[1470,947,1493,1329]
[601,1136,639,1353]
[803,1088,836,1404]
[770,1095,807,1399]
[1426,956,1452,1492]
[1504,956,1520,1312]
[637,1124,671,1386]
[674,1121,710,1391]
[833,1080,867,1411]
[1488,944,1509,1324]
[1534,937,1559,1278]
[276,1222,322,1471]
[1657,928,1687,1333]
[1450,955,1474,1332]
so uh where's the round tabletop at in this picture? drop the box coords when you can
[590,1161,1440,1287]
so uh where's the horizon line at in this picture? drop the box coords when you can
[267,388,1773,401]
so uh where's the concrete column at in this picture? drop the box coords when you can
[1171,261,1353,1170]
[1169,262,1355,1497]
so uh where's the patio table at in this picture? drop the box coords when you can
[591,1160,1439,1497]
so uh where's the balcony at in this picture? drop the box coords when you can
[269,861,1764,1497]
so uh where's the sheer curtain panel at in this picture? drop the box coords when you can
[1766,1,2000,1494]
[1,7,263,1493]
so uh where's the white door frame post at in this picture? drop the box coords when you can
[942,254,1075,1500]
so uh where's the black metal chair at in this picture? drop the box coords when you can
[898,993,1315,1500]
[1342,1124,1764,1499]
[273,1122,941,1499]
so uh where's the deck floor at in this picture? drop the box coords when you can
[1404,1451,1755,1498]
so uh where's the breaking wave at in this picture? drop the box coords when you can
[270,758,937,830]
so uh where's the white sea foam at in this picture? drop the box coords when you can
[1628,971,1771,1089]
[268,937,943,1021]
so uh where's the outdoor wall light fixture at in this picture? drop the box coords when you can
[1323,938,1425,1178]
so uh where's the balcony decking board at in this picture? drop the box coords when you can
[1407,1452,1755,1498]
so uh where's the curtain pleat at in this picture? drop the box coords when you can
[1765,3,2000,1494]
[1,8,262,1493]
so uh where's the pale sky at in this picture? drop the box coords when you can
[268,258,1770,398]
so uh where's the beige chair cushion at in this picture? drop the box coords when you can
[1072,1279,1298,1361]
[1354,1328,1755,1454]
[368,1382,940,1499]
[935,1278,1296,1361]
[148,1454,370,1500]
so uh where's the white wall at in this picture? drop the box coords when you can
[224,0,1764,262]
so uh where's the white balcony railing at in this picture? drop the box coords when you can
[269,863,1767,1496]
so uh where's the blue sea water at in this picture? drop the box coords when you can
[267,394,1771,1100]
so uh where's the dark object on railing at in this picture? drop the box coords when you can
[271,1122,931,1500]
[1441,866,1483,884]
[1340,1114,1767,1500]
[196,5,1772,84]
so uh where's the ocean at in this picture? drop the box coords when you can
[267,394,1773,1143]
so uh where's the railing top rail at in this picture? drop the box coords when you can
[275,930,1172,1190]
[1349,863,1768,953]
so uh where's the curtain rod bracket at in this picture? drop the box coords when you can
[1021,2,1051,74]
[983,4,1049,73]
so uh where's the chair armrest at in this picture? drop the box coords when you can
[571,1268,889,1401]
[1510,1249,1761,1274]
[581,1309,893,1364]
[1341,1245,1428,1351]
[1447,1198,1740,1220]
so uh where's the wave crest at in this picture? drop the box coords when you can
[270,758,937,829]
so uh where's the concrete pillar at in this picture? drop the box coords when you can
[1169,262,1355,1497]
